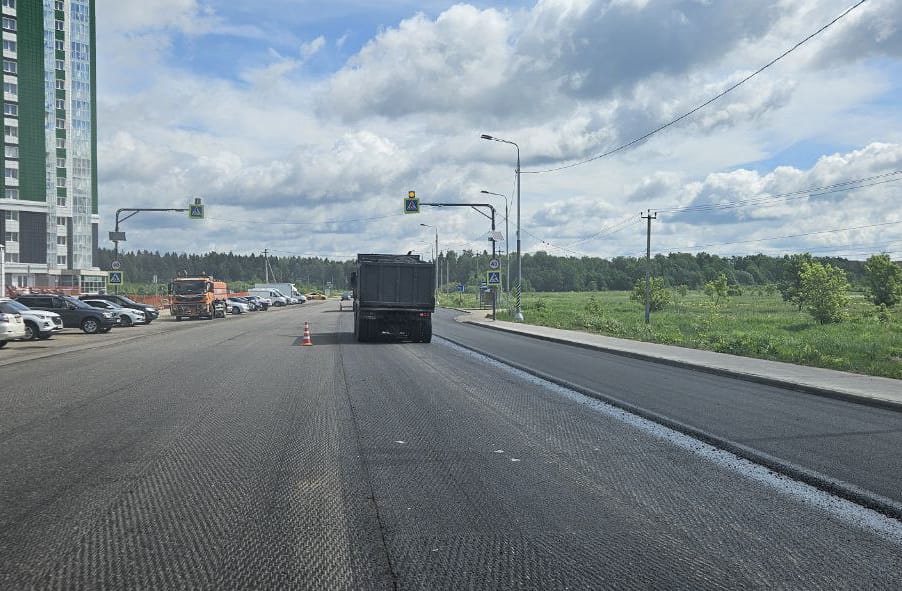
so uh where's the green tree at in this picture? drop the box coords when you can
[864,253,902,307]
[704,273,730,305]
[798,261,850,324]
[779,253,813,310]
[630,277,670,311]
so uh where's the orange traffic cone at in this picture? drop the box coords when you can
[302,321,313,346]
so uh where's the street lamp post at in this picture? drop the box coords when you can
[481,189,510,306]
[420,223,439,295]
[481,134,523,322]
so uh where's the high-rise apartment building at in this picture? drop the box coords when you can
[0,0,104,294]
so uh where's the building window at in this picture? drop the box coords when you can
[4,188,18,199]
[57,196,66,206]
[55,20,64,32]
[57,216,66,226]
[56,137,65,149]
[4,252,18,263]
[2,17,15,32]
[3,0,16,9]
[5,231,18,242]
[3,210,16,221]
[4,81,17,96]
[57,157,65,168]
[57,255,67,266]
[55,98,64,110]
[2,40,16,53]
[55,40,64,52]
[55,80,64,90]
[56,176,66,188]
[55,118,65,129]
[4,145,17,159]
[57,235,67,246]
[4,166,17,180]
[54,0,63,9]
[55,59,64,71]
[2,60,15,74]
[3,102,16,116]
[4,124,17,140]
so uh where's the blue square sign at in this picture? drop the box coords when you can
[109,271,124,285]
[486,271,502,286]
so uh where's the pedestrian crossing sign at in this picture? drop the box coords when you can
[404,196,420,214]
[189,204,204,219]
[486,271,501,286]
[109,271,124,285]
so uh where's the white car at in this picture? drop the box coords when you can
[0,305,27,348]
[0,298,64,340]
[227,298,250,314]
[82,299,146,326]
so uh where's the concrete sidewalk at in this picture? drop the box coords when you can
[454,311,902,410]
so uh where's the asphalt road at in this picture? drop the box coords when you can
[433,310,902,509]
[1,303,900,589]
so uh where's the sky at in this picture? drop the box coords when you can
[95,0,902,262]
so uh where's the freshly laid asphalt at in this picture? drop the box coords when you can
[434,309,902,512]
[1,303,900,589]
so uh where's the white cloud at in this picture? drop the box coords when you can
[301,36,326,60]
[94,0,902,261]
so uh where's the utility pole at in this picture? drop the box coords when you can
[263,249,269,283]
[0,243,5,298]
[642,210,657,324]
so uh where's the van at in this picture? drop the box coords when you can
[247,288,288,307]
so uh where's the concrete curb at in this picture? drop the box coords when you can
[437,333,902,521]
[458,316,902,413]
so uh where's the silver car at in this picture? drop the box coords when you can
[82,299,146,327]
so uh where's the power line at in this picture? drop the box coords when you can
[658,219,902,252]
[656,171,902,214]
[523,0,869,175]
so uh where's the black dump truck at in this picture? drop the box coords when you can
[351,254,435,342]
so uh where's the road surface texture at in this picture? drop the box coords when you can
[1,303,900,590]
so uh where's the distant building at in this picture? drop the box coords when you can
[0,0,105,294]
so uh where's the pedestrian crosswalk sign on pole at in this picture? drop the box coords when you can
[486,271,502,286]
[404,190,419,214]
[189,204,204,219]
[109,271,124,285]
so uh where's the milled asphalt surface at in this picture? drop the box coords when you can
[434,309,902,512]
[1,302,901,589]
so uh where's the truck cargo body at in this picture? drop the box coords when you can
[353,254,435,342]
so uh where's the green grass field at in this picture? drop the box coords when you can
[439,290,902,379]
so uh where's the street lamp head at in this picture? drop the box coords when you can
[419,223,432,228]
[480,134,494,140]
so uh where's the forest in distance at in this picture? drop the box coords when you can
[97,247,892,293]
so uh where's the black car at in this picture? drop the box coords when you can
[16,294,117,334]
[78,293,160,323]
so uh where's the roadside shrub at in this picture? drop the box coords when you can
[864,253,902,307]
[798,261,850,324]
[629,277,671,311]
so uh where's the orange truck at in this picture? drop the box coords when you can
[169,275,228,320]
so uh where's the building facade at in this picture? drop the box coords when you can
[0,0,104,295]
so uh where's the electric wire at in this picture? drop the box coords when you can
[522,0,869,175]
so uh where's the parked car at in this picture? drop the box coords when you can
[244,295,269,310]
[248,288,288,307]
[17,294,116,334]
[82,299,146,326]
[0,305,27,347]
[226,297,250,314]
[78,293,160,323]
[340,291,352,301]
[306,292,327,301]
[232,296,259,311]
[0,298,64,340]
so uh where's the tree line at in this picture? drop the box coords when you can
[102,247,896,296]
